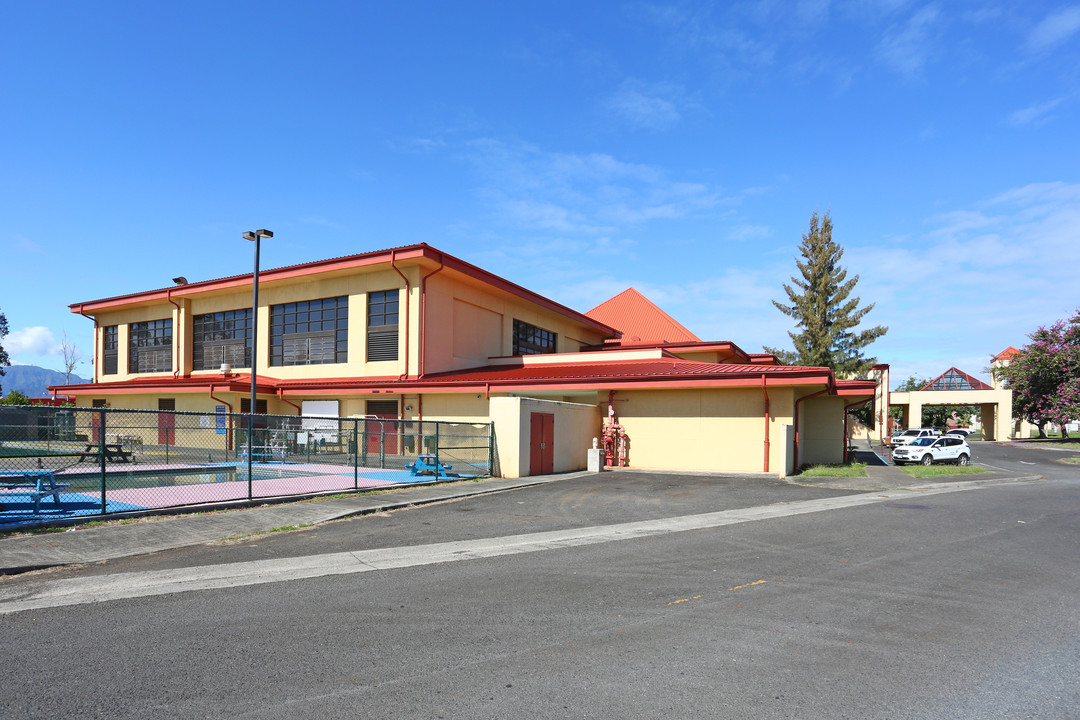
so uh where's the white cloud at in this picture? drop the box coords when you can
[6,326,57,356]
[1024,5,1080,54]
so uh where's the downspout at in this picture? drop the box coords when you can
[167,287,182,379]
[418,252,446,378]
[390,250,412,380]
[277,389,301,414]
[209,386,233,452]
[76,308,99,384]
[793,387,831,471]
[760,375,770,473]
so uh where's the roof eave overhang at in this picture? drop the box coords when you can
[69,244,616,336]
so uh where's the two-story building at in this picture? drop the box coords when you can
[52,243,878,477]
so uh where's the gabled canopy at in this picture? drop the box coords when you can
[920,367,992,391]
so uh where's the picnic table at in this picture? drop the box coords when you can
[77,443,133,463]
[0,469,72,514]
[239,445,288,463]
[406,454,453,477]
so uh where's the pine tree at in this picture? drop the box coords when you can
[0,309,9,396]
[765,211,887,375]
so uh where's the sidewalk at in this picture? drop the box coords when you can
[0,474,578,575]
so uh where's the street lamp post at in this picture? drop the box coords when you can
[243,229,273,498]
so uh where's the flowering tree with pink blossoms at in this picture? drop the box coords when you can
[996,308,1080,438]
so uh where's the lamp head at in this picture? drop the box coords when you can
[243,231,257,241]
[256,229,273,238]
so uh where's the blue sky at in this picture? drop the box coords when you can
[2,1,1078,389]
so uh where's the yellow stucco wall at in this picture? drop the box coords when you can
[421,273,610,375]
[611,387,793,475]
[798,395,846,467]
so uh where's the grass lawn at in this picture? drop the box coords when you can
[899,464,988,478]
[797,462,867,477]
[1019,437,1080,450]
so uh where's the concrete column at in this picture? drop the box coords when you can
[908,401,923,428]
[980,403,998,441]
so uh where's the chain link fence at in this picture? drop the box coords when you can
[0,405,494,527]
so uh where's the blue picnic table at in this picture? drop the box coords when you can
[0,469,72,514]
[406,454,453,477]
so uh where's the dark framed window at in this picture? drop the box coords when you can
[269,296,348,366]
[129,319,172,373]
[193,309,252,370]
[102,325,118,375]
[513,319,557,355]
[367,289,399,362]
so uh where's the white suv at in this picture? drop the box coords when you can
[888,428,940,447]
[892,435,972,466]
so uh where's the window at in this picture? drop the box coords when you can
[102,326,118,375]
[367,289,399,362]
[193,309,252,370]
[129,319,172,373]
[513,319,557,355]
[270,296,348,366]
[366,399,399,417]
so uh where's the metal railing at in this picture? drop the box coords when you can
[0,405,494,526]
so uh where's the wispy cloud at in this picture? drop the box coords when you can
[1007,97,1065,126]
[603,81,685,130]
[1023,5,1080,55]
[460,138,727,236]
[876,4,942,78]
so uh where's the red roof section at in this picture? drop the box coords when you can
[585,288,700,343]
[994,346,1020,361]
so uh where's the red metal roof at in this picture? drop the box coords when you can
[585,288,700,343]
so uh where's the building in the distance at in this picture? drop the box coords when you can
[53,244,878,477]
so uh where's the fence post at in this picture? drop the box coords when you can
[434,422,440,479]
[98,410,107,515]
[379,423,385,469]
[488,422,495,478]
[246,415,254,501]
[353,418,359,490]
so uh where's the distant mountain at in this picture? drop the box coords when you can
[1,365,89,399]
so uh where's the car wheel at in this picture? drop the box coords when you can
[958,454,969,466]
[921,454,933,466]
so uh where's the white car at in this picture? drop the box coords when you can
[888,428,941,447]
[892,435,972,466]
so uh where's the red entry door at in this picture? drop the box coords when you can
[158,399,176,445]
[529,412,554,476]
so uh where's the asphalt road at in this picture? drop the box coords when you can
[2,445,1078,719]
